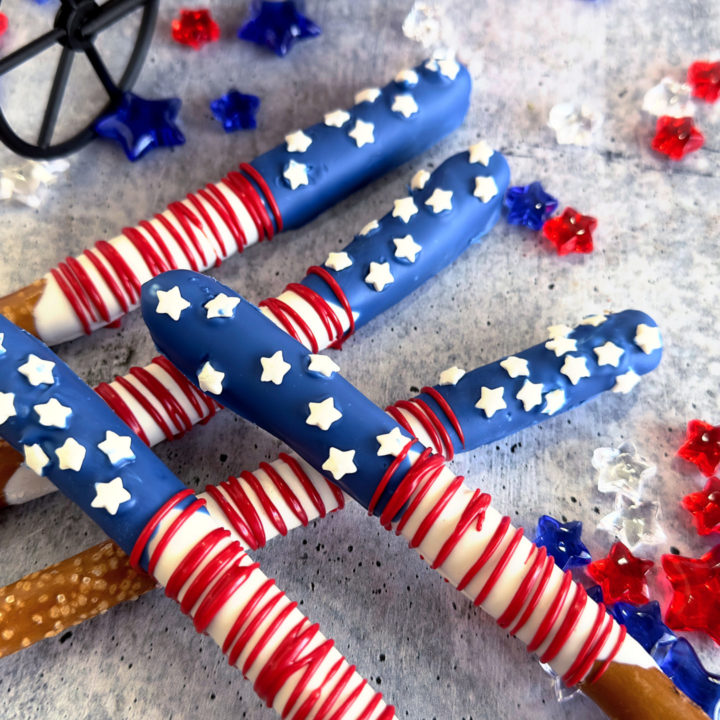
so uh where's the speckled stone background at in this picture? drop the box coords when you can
[0,1,719,718]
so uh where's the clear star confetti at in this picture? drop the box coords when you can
[547,102,603,147]
[592,441,656,501]
[0,159,70,209]
[402,1,445,48]
[598,495,666,551]
[642,77,695,118]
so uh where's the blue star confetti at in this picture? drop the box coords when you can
[238,0,321,57]
[608,601,677,653]
[504,181,558,231]
[94,92,184,162]
[534,515,591,571]
[586,585,604,603]
[210,90,261,133]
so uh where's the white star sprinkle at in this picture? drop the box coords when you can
[391,93,419,118]
[18,354,55,386]
[560,356,591,385]
[437,57,460,79]
[542,389,566,415]
[283,160,309,190]
[545,336,578,357]
[392,197,418,223]
[473,176,498,203]
[198,361,225,394]
[285,129,312,153]
[325,252,353,272]
[55,437,86,471]
[204,293,240,319]
[155,286,190,321]
[594,341,624,367]
[324,109,351,127]
[98,430,135,465]
[393,235,422,262]
[306,397,343,431]
[579,314,607,327]
[468,141,494,166]
[91,477,131,515]
[634,324,662,354]
[395,68,419,86]
[424,188,453,213]
[439,366,465,385]
[376,427,410,457]
[0,391,16,424]
[365,262,394,292]
[307,354,340,377]
[260,350,291,385]
[613,370,641,394]
[410,169,431,190]
[547,324,574,339]
[500,356,529,378]
[24,444,49,476]
[355,87,381,104]
[322,447,357,480]
[33,398,72,428]
[359,219,379,236]
[474,386,507,418]
[516,380,544,411]
[348,119,375,148]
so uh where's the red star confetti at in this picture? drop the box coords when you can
[662,545,720,643]
[541,207,596,255]
[171,9,220,50]
[587,542,653,605]
[651,116,704,161]
[683,477,720,536]
[678,419,720,477]
[0,12,8,37]
[688,61,720,103]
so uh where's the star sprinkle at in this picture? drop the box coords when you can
[560,355,590,385]
[155,286,190,321]
[424,188,453,213]
[503,182,558,231]
[662,545,720,642]
[516,380,544,411]
[474,386,506,418]
[593,341,624,367]
[325,252,353,272]
[634,323,662,354]
[91,477,131,515]
[55,438,86,472]
[376,427,410,457]
[651,116,704,161]
[171,9,220,50]
[473,176,498,203]
[592,442,656,500]
[94,92,184,162]
[547,324,574,339]
[642,78,695,118]
[197,361,225,395]
[534,515,591,571]
[0,392,16,425]
[365,262,394,292]
[587,542,653,605]
[410,169,431,190]
[98,431,135,466]
[500,356,529,378]
[324,110,350,128]
[322,447,357,481]
[613,369,641,394]
[33,398,72,428]
[348,119,375,148]
[579,314,607,327]
[541,389,565,415]
[204,293,241,319]
[391,94,419,118]
[608,601,677,654]
[542,208,597,255]
[210,90,261,133]
[355,88,381,104]
[359,219,379,235]
[0,159,70,209]
[307,354,340,378]
[260,350,291,385]
[598,496,666,550]
[402,1,444,48]
[395,68,419,87]
[18,354,55,386]
[237,0,321,56]
[678,420,720,477]
[468,140,494,166]
[393,235,422,262]
[283,159,309,189]
[392,197,418,223]
[306,397,342,431]
[545,336,577,357]
[439,366,465,386]
[285,129,312,153]
[682,477,720,536]
[688,61,720,103]
[24,444,49,476]
[547,102,602,147]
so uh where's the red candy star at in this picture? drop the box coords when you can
[683,477,720,536]
[0,12,8,37]
[541,207,597,256]
[587,542,654,605]
[662,545,720,643]
[678,419,720,477]
[651,116,704,161]
[688,61,720,103]
[171,9,220,50]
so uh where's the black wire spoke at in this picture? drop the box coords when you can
[83,42,118,98]
[81,0,147,37]
[0,28,66,77]
[38,46,75,148]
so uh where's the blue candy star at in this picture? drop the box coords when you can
[94,92,184,162]
[504,181,558,231]
[534,515,591,571]
[238,0,321,57]
[586,584,605,604]
[209,90,261,133]
[608,601,677,653]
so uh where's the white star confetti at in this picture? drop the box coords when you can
[439,366,465,386]
[391,94,419,118]
[592,442,656,501]
[516,380,544,411]
[395,68,419,86]
[348,119,375,148]
[402,1,444,48]
[392,197,418,223]
[307,354,340,377]
[613,369,641,394]
[285,129,313,153]
[355,87,381,104]
[18,354,55,386]
[474,386,506,418]
[376,427,410,457]
[325,252,353,272]
[55,437,86,472]
[24,444,50,476]
[548,102,602,147]
[642,78,695,118]
[260,350,291,385]
[204,293,241,319]
[594,341,624,367]
[437,57,460,80]
[598,495,666,551]
[393,235,422,262]
[306,397,343,431]
[91,477,131,516]
[473,176,498,203]
[560,356,590,385]
[579,314,607,327]
[542,389,566,415]
[468,141,494,166]
[547,324,574,339]
[359,219,379,236]
[33,398,72,428]
[424,188,453,213]
[410,169,431,190]
[98,430,135,465]
[365,262,394,292]
[0,391,16,424]
[634,324,662,354]
[324,109,351,127]
[322,447,357,480]
[198,361,225,394]
[155,286,190,322]
[283,160,309,190]
[0,159,70,209]
[545,336,577,357]
[500,356,529,378]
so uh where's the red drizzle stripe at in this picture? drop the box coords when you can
[135,219,175,270]
[224,171,273,242]
[286,282,344,347]
[198,185,247,252]
[50,267,91,335]
[95,381,150,446]
[538,580,587,664]
[527,570,574,653]
[260,461,309,528]
[279,451,341,517]
[148,498,206,575]
[497,545,547,629]
[260,297,319,353]
[155,210,200,271]
[204,483,259,550]
[221,474,268,547]
[420,386,465,448]
[241,162,283,233]
[242,470,289,537]
[66,256,109,322]
[410,397,454,460]
[95,240,141,302]
[83,248,128,313]
[153,356,219,424]
[114,374,174,442]
[129,366,192,436]
[389,400,444,457]
[562,601,607,686]
[168,201,212,266]
[456,516,511,593]
[123,225,169,275]
[588,624,627,685]
[367,441,414,516]
[186,191,227,262]
[305,266,355,347]
[508,554,556,636]
[472,525,525,606]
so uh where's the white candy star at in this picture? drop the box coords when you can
[307,354,340,377]
[392,197,418,223]
[324,109,351,127]
[395,68,419,86]
[285,129,312,153]
[0,391,16,424]
[376,427,410,457]
[474,386,507,418]
[33,398,72,428]
[473,176,498,203]
[439,366,465,385]
[560,356,591,385]
[359,219,379,236]
[579,314,607,327]
[98,430,135,465]
[365,262,394,292]
[355,87,381,104]
[204,293,240,319]
[410,169,431,190]
[516,380,544,411]
[198,361,225,394]
[91,477,131,515]
[306,397,343,431]
[594,341,624,367]
[260,350,291,385]
[325,252,353,272]
[322,447,357,480]
[468,141,494,166]
[613,370,641,394]
[348,119,375,148]
[437,57,460,80]
[55,437,86,471]
[391,93,419,118]
[547,324,574,339]
[634,324,662,354]
[545,336,577,357]
[24,443,49,476]
[542,389,566,415]
[155,286,190,321]
[424,188,453,213]
[393,235,422,262]
[283,160,309,190]
[499,356,529,378]
[18,354,55,386]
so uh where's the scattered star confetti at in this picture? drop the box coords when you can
[579,314,607,327]
[324,109,351,128]
[307,354,340,377]
[391,94,419,118]
[651,116,704,161]
[642,77,695,118]
[499,356,529,378]
[424,188,453,213]
[197,361,225,394]
[545,335,577,357]
[598,495,666,551]
[612,369,641,394]
[547,324,574,339]
[468,140,494,166]
[587,541,654,605]
[541,389,565,415]
[33,398,72,428]
[609,601,677,654]
[155,286,191,321]
[285,129,312,153]
[395,68,419,87]
[282,159,309,189]
[359,219,379,235]
[560,355,590,385]
[324,251,353,272]
[0,391,16,425]
[260,350,291,385]
[534,515,591,571]
[393,235,422,262]
[542,208,597,255]
[592,441,656,501]
[473,176,498,203]
[504,182,558,231]
[347,119,375,147]
[634,323,662,354]
[98,430,135,466]
[474,386,506,418]
[402,1,445,48]
[23,443,49,476]
[410,169,431,190]
[355,88,381,104]
[376,427,410,457]
[0,159,70,209]
[687,60,720,103]
[365,261,394,292]
[204,293,241,319]
[593,341,624,367]
[91,477,131,515]
[439,366,465,386]
[678,420,720,477]
[682,476,720,536]
[210,90,261,133]
[516,380,544,411]
[306,397,342,431]
[18,354,55,386]
[547,102,602,146]
[392,197,418,223]
[55,437,86,472]
[171,8,220,50]
[322,447,357,480]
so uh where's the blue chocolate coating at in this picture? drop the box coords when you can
[251,58,472,230]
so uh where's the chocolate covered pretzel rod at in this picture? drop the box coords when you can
[0,318,397,719]
[0,56,470,347]
[141,270,704,720]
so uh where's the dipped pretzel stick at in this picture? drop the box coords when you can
[0,309,662,657]
[0,56,471,347]
[0,144,511,506]
[0,318,397,720]
[141,270,705,720]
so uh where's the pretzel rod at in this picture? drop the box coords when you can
[0,318,396,720]
[141,271,705,720]
[0,56,471,348]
